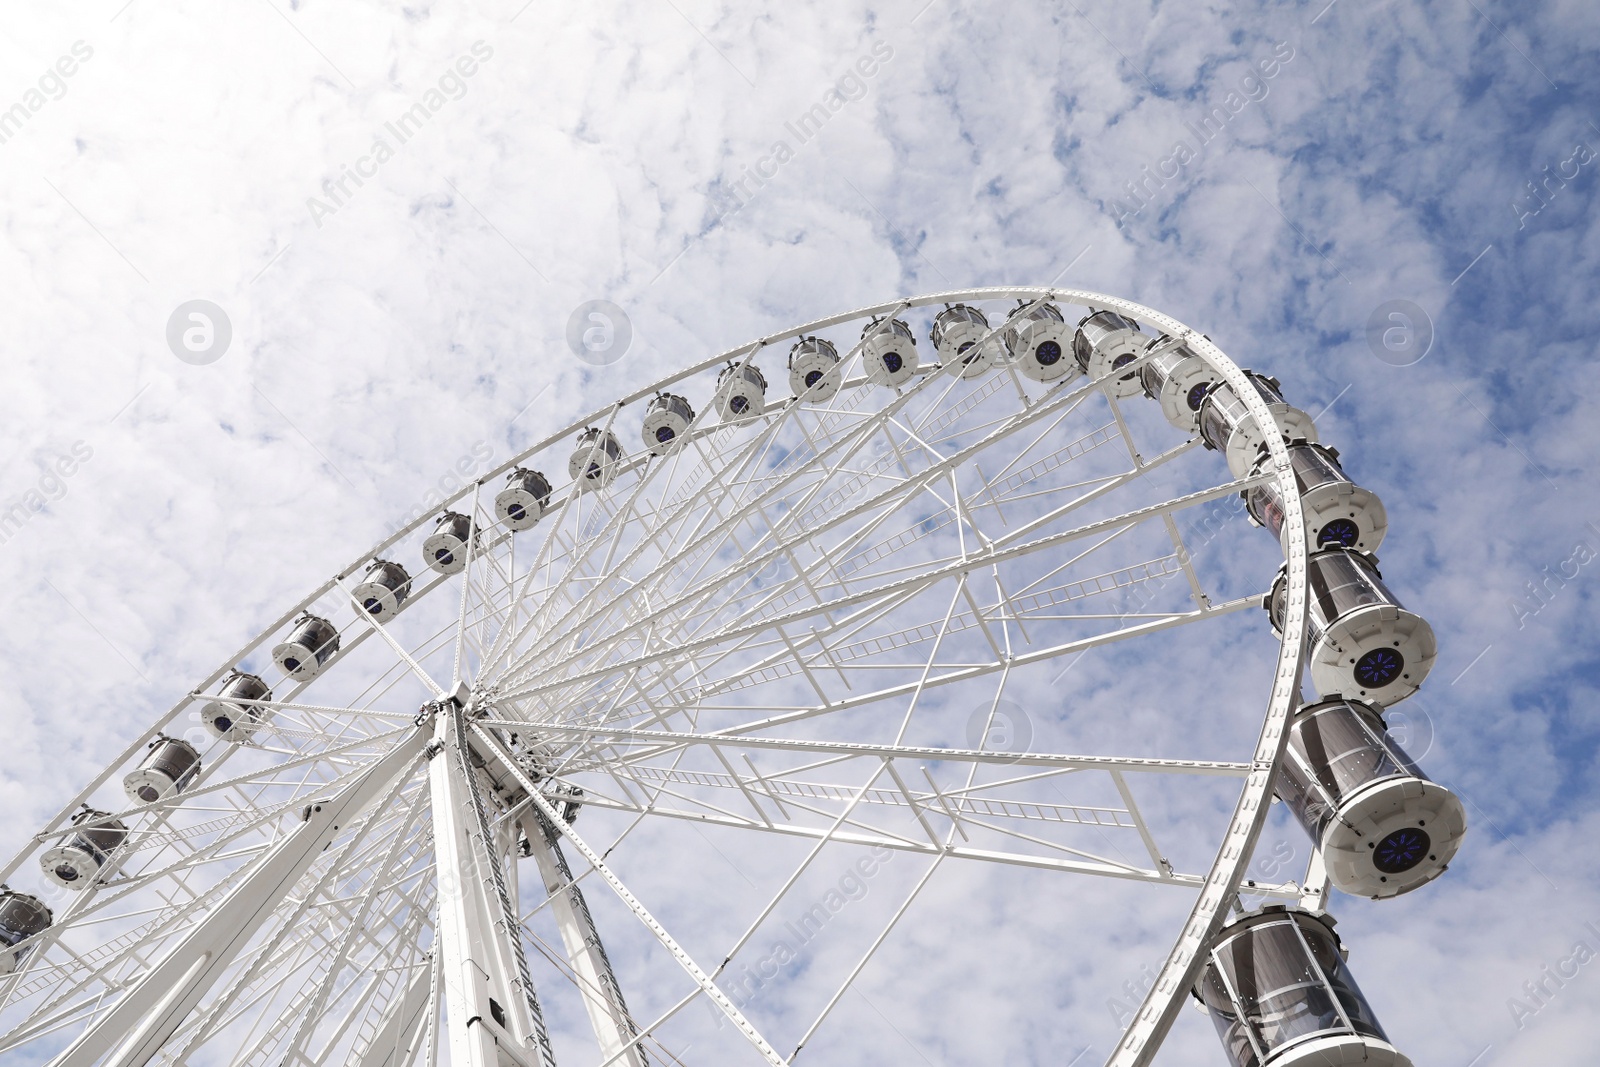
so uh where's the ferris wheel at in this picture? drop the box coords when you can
[0,288,1465,1067]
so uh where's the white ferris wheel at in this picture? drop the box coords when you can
[0,288,1465,1067]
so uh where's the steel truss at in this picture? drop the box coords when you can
[1,289,1310,1067]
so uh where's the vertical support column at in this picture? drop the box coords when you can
[427,707,557,1067]
[523,812,650,1067]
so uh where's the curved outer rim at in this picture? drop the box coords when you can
[2,288,1310,1067]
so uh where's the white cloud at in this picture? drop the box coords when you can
[0,0,1596,1064]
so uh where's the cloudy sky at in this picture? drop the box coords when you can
[1,0,1598,1064]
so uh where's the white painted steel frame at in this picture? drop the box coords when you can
[522,813,650,1067]
[45,729,428,1067]
[0,287,1311,1067]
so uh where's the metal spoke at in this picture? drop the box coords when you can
[472,722,786,1066]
